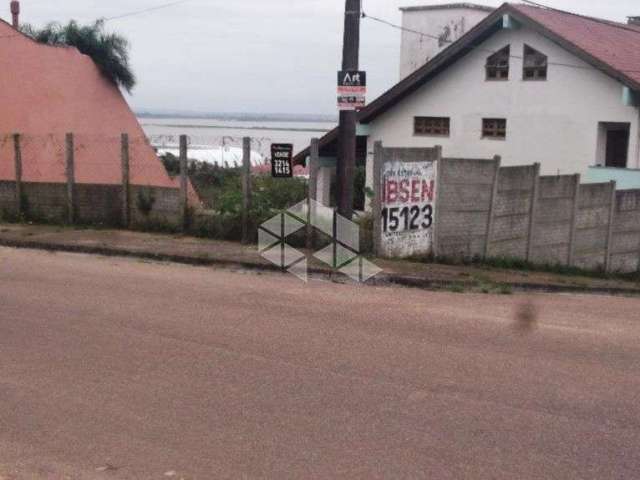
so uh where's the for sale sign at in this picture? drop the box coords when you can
[337,70,366,111]
[380,161,437,257]
[270,144,293,178]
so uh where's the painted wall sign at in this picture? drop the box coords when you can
[337,70,366,110]
[270,144,293,178]
[380,160,437,257]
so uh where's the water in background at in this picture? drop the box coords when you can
[139,116,335,167]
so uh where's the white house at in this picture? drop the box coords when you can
[296,3,640,205]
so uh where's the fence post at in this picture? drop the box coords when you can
[12,133,23,217]
[567,174,581,266]
[525,163,540,262]
[179,134,189,232]
[241,136,252,245]
[432,147,443,258]
[65,133,75,224]
[306,138,320,250]
[604,181,617,273]
[121,134,130,228]
[372,141,384,257]
[484,155,501,259]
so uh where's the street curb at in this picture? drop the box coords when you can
[1,237,638,297]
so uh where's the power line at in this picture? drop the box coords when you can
[103,0,192,22]
[361,10,640,75]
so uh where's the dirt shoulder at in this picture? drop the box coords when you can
[0,223,638,296]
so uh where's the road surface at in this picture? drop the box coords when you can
[0,247,639,479]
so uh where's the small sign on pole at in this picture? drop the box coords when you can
[337,70,367,111]
[271,143,294,178]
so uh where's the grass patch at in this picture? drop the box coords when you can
[408,253,640,283]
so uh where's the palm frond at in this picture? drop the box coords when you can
[21,20,136,93]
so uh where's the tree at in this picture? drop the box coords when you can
[21,20,136,93]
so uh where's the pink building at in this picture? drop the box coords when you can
[0,3,185,194]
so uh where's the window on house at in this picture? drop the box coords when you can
[482,118,507,139]
[486,46,510,80]
[523,45,548,80]
[414,116,450,136]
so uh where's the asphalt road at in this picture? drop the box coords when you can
[1,247,639,479]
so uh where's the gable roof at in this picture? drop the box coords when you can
[0,18,199,200]
[295,2,640,163]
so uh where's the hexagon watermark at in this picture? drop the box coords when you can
[258,199,382,283]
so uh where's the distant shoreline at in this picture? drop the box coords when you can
[136,112,337,124]
[142,122,333,133]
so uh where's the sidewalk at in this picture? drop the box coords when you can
[0,223,638,296]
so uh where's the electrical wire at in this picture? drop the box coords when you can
[103,0,192,22]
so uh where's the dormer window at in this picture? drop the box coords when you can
[523,45,548,80]
[486,46,510,80]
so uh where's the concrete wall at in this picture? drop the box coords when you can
[0,180,182,228]
[610,189,640,273]
[573,182,614,271]
[399,6,492,79]
[367,23,640,190]
[436,158,498,258]
[487,164,537,259]
[431,158,640,273]
[529,175,578,265]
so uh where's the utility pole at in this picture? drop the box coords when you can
[336,0,361,219]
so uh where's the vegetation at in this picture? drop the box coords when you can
[21,20,136,92]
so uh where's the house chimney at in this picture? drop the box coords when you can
[10,1,19,29]
[628,16,640,26]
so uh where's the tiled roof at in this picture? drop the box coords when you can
[511,4,640,86]
[0,18,199,202]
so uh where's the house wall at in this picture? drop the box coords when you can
[400,6,492,80]
[367,24,640,194]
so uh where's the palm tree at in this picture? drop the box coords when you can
[21,20,136,93]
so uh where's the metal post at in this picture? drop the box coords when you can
[179,135,189,232]
[13,133,23,217]
[372,141,384,257]
[336,0,361,220]
[65,133,75,224]
[241,136,252,244]
[121,134,130,228]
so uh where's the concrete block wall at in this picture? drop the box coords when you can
[0,180,182,228]
[572,182,614,271]
[528,175,578,265]
[487,165,537,259]
[22,182,68,221]
[0,181,16,215]
[435,158,640,273]
[610,189,640,273]
[75,184,123,226]
[130,185,182,228]
[436,158,499,258]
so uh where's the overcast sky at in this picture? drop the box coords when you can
[15,0,640,115]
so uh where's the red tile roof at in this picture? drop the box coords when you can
[511,4,640,86]
[0,18,199,203]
